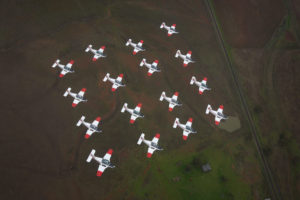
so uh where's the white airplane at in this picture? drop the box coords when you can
[85,45,106,61]
[205,104,228,125]
[175,50,195,67]
[76,116,102,139]
[160,22,178,36]
[51,59,74,78]
[126,39,145,55]
[159,91,182,111]
[137,133,163,158]
[103,73,125,92]
[190,76,211,94]
[139,59,161,76]
[63,87,87,107]
[173,117,197,140]
[121,103,144,124]
[86,149,115,177]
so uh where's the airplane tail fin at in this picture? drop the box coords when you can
[126,39,132,46]
[137,133,145,145]
[76,116,85,126]
[159,91,166,101]
[52,59,60,68]
[175,50,181,58]
[86,149,96,163]
[139,58,146,67]
[173,118,179,128]
[160,22,165,29]
[206,104,212,114]
[121,103,128,113]
[85,44,92,52]
[103,73,110,82]
[190,76,196,85]
[63,87,71,97]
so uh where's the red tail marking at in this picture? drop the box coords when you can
[140,40,144,43]
[174,92,179,96]
[172,24,176,27]
[133,51,137,55]
[199,91,203,95]
[188,51,192,54]
[119,73,124,78]
[215,121,220,125]
[183,63,188,67]
[101,46,105,49]
[59,74,64,78]
[81,88,86,92]
[203,77,207,81]
[111,88,116,92]
[147,72,152,76]
[168,33,172,36]
[154,60,159,63]
[137,103,142,107]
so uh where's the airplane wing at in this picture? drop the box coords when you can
[215,115,222,125]
[171,92,179,101]
[59,70,67,77]
[152,60,158,67]
[151,134,160,144]
[183,60,189,67]
[97,164,107,176]
[78,88,86,97]
[147,147,155,158]
[133,48,138,55]
[98,46,105,54]
[201,77,207,85]
[186,51,192,59]
[169,103,176,111]
[182,130,190,140]
[171,24,176,30]
[217,105,224,113]
[116,74,123,82]
[92,117,101,127]
[185,118,193,127]
[199,87,205,94]
[137,40,144,47]
[134,103,142,113]
[65,60,74,68]
[130,114,138,123]
[72,99,80,107]
[112,83,119,91]
[147,68,155,76]
[93,54,100,60]
[103,149,113,161]
[85,129,95,138]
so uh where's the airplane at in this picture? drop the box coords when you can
[76,116,102,139]
[51,59,74,78]
[137,133,163,158]
[159,91,182,111]
[126,39,145,55]
[190,76,211,94]
[139,59,161,76]
[121,102,144,124]
[205,104,228,125]
[175,50,195,67]
[85,45,106,61]
[103,73,125,92]
[86,149,115,177]
[173,117,197,140]
[160,22,179,36]
[63,87,87,107]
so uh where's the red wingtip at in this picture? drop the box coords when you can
[183,135,188,140]
[133,51,137,55]
[137,103,142,107]
[188,51,192,54]
[147,153,152,158]
[101,46,105,49]
[169,107,173,112]
[155,133,160,138]
[199,91,203,95]
[85,134,90,139]
[188,118,193,122]
[203,77,207,81]
[140,40,144,43]
[215,121,220,125]
[183,63,188,67]
[97,171,103,176]
[130,119,135,124]
[147,72,152,76]
[220,105,224,109]
[96,117,101,121]
[119,73,124,77]
[92,58,97,61]
[59,74,64,78]
[154,60,159,63]
[111,88,116,92]
[107,149,113,154]
[81,88,86,92]
[174,92,179,96]
[69,60,74,64]
[168,33,172,36]
[172,24,176,27]
[72,103,77,107]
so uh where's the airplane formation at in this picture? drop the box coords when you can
[50,22,230,177]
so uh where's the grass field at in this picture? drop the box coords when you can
[0,0,290,199]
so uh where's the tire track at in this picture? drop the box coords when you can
[204,0,282,199]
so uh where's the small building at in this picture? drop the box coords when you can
[202,163,212,172]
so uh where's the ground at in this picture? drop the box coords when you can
[0,0,298,199]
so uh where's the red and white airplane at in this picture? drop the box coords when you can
[63,87,87,107]
[137,133,163,158]
[173,117,197,140]
[175,50,195,67]
[190,76,211,94]
[121,102,144,124]
[103,73,125,92]
[86,149,115,177]
[85,45,106,61]
[76,116,102,139]
[139,59,161,76]
[126,39,145,55]
[160,22,178,36]
[51,59,74,78]
[159,91,182,111]
[205,104,228,125]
